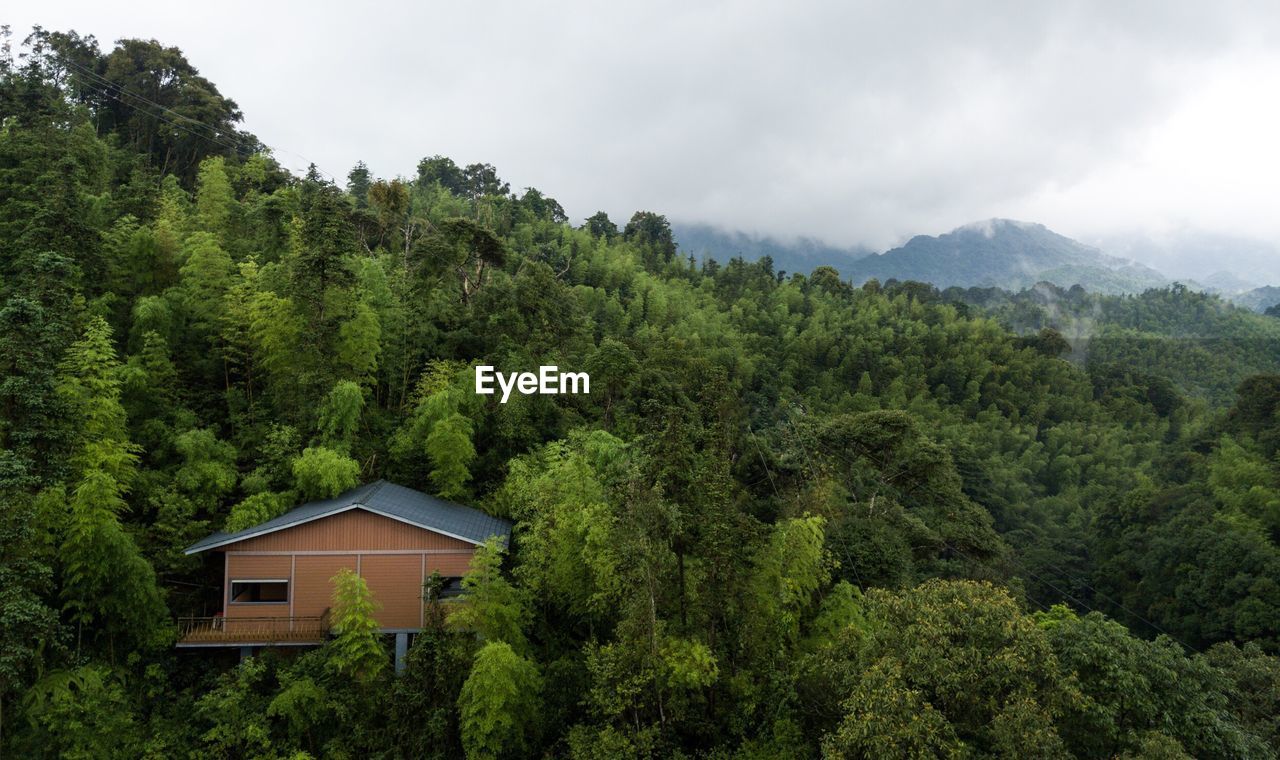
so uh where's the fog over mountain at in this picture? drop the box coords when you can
[1094,230,1280,292]
[673,224,874,279]
[678,220,1171,295]
[678,219,1280,302]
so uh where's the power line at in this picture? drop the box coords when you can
[57,56,339,182]
[60,58,256,159]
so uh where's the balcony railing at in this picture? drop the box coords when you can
[177,610,330,646]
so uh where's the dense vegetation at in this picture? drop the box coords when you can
[3,28,1280,758]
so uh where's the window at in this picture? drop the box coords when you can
[439,577,464,599]
[230,579,289,604]
[424,575,465,601]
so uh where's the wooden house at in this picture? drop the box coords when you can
[179,480,511,667]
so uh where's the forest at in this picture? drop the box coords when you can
[2,27,1280,759]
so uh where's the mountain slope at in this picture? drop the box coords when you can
[674,223,873,278]
[846,219,1169,293]
[1231,285,1280,313]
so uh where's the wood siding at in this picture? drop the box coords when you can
[359,554,424,628]
[291,555,357,619]
[427,553,475,577]
[225,554,292,578]
[220,508,475,552]
[216,508,481,631]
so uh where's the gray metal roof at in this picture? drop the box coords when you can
[184,480,512,554]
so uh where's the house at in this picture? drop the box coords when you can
[179,479,511,669]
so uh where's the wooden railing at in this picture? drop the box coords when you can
[177,610,330,645]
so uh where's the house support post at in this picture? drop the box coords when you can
[394,633,408,675]
[239,646,254,661]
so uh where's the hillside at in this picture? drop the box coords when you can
[1233,285,1280,313]
[3,29,1280,760]
[846,218,1170,293]
[945,281,1280,406]
[673,222,873,277]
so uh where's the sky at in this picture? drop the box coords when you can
[8,1,1280,254]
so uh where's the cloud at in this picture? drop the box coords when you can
[10,1,1280,250]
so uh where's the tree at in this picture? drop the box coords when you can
[335,300,381,386]
[55,317,168,654]
[194,155,234,239]
[0,293,72,482]
[623,211,676,266]
[179,231,235,337]
[426,411,475,500]
[449,539,528,652]
[583,211,618,241]
[316,380,365,450]
[416,155,466,195]
[327,568,385,683]
[498,432,626,622]
[97,37,252,181]
[1038,605,1270,758]
[292,446,360,501]
[418,217,507,304]
[0,489,61,749]
[17,666,140,759]
[61,466,170,655]
[346,160,372,207]
[457,641,542,760]
[461,162,509,200]
[819,580,1075,758]
[391,368,479,499]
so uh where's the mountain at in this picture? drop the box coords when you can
[846,219,1170,294]
[1233,285,1280,313]
[673,223,873,278]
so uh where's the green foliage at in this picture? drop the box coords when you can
[61,467,170,653]
[327,568,385,683]
[457,641,542,760]
[500,431,625,620]
[193,656,278,757]
[427,411,476,500]
[1038,605,1272,758]
[746,515,832,648]
[194,155,234,239]
[391,365,478,499]
[225,491,290,532]
[172,427,238,508]
[335,300,381,386]
[316,380,365,450]
[5,32,1280,757]
[291,446,360,501]
[819,580,1075,758]
[0,490,61,725]
[19,666,140,760]
[449,539,528,652]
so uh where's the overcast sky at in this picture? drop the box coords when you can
[9,1,1280,251]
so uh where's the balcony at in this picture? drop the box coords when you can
[176,611,330,647]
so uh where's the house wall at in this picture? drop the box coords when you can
[220,509,477,630]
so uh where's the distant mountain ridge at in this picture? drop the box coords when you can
[1233,285,1280,313]
[676,218,1172,295]
[673,223,873,278]
[845,219,1170,294]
